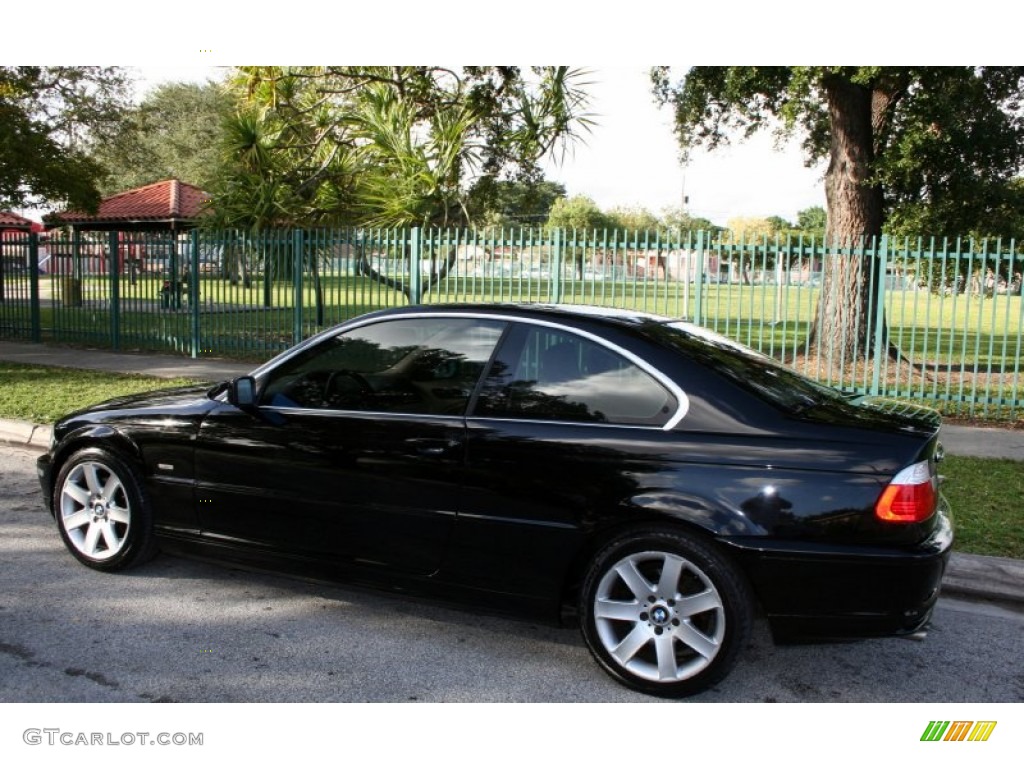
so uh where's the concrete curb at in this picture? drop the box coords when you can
[941,552,1024,606]
[0,418,51,451]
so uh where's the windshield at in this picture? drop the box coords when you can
[647,321,850,414]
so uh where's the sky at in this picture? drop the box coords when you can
[538,67,826,223]
[133,65,827,227]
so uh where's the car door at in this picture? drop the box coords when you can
[193,315,506,576]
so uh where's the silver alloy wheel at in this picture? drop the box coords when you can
[59,461,132,561]
[592,550,726,683]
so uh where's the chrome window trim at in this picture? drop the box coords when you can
[258,407,464,425]
[262,406,675,433]
[252,310,690,431]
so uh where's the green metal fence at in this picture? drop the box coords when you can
[1,227,1021,419]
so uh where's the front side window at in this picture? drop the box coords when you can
[260,317,505,415]
[474,324,676,426]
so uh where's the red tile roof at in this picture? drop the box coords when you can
[0,211,35,230]
[55,179,209,226]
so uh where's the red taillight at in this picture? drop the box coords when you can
[875,460,937,523]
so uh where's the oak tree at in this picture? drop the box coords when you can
[652,67,1024,359]
[90,80,232,195]
[0,66,130,211]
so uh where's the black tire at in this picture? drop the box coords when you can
[579,528,752,698]
[53,447,158,572]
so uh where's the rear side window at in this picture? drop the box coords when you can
[474,324,676,426]
[653,321,851,414]
[260,317,505,415]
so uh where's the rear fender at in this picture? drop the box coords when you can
[559,493,761,624]
[628,491,768,537]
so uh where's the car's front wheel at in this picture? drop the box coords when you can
[580,528,752,697]
[54,448,157,572]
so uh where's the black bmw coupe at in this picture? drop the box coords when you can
[37,304,952,697]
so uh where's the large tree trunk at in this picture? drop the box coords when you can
[813,75,886,362]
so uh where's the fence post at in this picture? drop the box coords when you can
[550,228,563,304]
[692,230,706,324]
[72,229,81,282]
[169,233,182,311]
[870,234,889,396]
[263,231,273,308]
[28,233,41,342]
[190,230,201,358]
[293,229,304,344]
[108,231,120,351]
[408,227,422,305]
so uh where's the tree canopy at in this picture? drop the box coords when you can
[659,205,721,234]
[544,195,610,231]
[605,206,661,232]
[796,206,826,237]
[727,216,777,241]
[208,66,593,230]
[0,66,131,212]
[465,178,566,228]
[90,81,233,195]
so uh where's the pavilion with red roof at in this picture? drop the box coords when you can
[0,211,39,234]
[51,179,210,232]
[1,212,41,301]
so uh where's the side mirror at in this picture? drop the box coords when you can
[228,376,257,409]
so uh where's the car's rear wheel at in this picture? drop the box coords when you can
[54,448,157,572]
[580,528,752,697]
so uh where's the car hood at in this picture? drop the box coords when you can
[56,384,217,423]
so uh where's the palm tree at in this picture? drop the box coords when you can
[207,66,594,303]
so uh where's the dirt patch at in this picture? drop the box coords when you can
[781,351,1023,423]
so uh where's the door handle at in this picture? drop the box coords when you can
[405,438,461,457]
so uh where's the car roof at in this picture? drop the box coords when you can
[368,302,676,328]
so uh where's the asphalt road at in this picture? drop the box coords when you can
[2,445,1022,703]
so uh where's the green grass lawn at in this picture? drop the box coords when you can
[940,455,1024,560]
[0,361,1019,561]
[0,362,201,423]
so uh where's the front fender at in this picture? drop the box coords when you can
[43,424,145,511]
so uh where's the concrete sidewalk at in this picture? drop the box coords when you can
[938,424,1024,460]
[2,340,1022,609]
[0,340,253,382]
